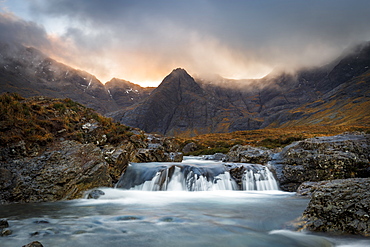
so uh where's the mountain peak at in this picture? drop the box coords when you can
[159,68,199,88]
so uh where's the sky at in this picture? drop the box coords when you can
[1,0,370,87]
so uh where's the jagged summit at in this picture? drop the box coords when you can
[153,68,203,95]
[1,41,369,136]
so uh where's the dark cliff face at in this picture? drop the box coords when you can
[1,41,369,136]
[117,69,218,135]
[114,42,370,136]
[105,78,154,108]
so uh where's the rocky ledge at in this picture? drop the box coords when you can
[0,94,183,204]
[0,137,182,204]
[298,178,370,236]
[270,132,370,191]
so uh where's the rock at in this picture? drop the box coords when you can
[86,189,105,199]
[103,141,143,184]
[1,229,12,236]
[0,140,112,204]
[270,133,370,191]
[182,142,197,154]
[202,153,227,161]
[0,219,11,237]
[0,219,9,229]
[224,145,273,164]
[164,152,184,162]
[22,241,44,247]
[301,178,370,236]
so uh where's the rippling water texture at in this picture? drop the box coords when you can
[1,159,369,246]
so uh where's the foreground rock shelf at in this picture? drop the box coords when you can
[298,178,370,236]
[268,132,370,191]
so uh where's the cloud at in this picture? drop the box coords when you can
[3,0,370,85]
[0,11,49,48]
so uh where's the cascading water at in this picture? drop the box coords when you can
[116,159,279,191]
[242,164,279,190]
[2,157,366,246]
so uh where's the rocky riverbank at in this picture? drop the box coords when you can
[0,94,182,204]
[223,132,370,236]
[297,178,370,236]
[224,132,370,192]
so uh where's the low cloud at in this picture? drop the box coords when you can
[2,0,370,86]
[0,12,49,48]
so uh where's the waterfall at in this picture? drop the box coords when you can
[242,165,279,190]
[116,159,279,191]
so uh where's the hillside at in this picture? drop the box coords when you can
[1,41,369,137]
[0,93,184,204]
[0,42,152,114]
[111,42,370,136]
[0,93,137,154]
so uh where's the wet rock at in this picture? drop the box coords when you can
[164,152,183,162]
[0,219,9,228]
[103,141,142,184]
[202,153,227,161]
[22,241,44,247]
[0,140,112,204]
[270,133,370,191]
[1,228,12,236]
[86,189,105,199]
[0,219,12,237]
[0,219,11,237]
[224,145,273,164]
[301,178,370,236]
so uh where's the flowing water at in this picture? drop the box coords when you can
[1,158,369,247]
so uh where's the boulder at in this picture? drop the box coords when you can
[202,153,227,161]
[0,140,112,204]
[22,241,44,247]
[103,141,142,184]
[0,219,11,237]
[182,142,197,154]
[0,219,9,229]
[86,189,105,199]
[300,178,370,236]
[270,133,370,191]
[224,145,273,164]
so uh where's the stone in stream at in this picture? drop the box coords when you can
[269,133,370,192]
[22,241,44,247]
[298,178,370,236]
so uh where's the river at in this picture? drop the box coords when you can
[0,158,369,246]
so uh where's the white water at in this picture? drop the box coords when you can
[117,158,279,191]
[2,189,368,247]
[1,158,369,246]
[242,166,279,190]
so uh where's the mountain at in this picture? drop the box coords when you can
[1,41,369,136]
[0,42,152,114]
[112,42,370,136]
[105,78,154,108]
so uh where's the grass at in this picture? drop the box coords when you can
[180,125,370,155]
[0,93,140,151]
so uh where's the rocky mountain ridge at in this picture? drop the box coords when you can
[1,41,369,136]
[0,42,154,114]
[111,42,370,135]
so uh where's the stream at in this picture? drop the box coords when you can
[1,158,369,246]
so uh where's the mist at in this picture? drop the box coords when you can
[2,0,370,86]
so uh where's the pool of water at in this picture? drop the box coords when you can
[1,189,368,247]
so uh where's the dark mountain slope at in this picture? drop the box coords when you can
[105,78,154,108]
[114,43,370,136]
[115,69,217,135]
[1,41,369,136]
[0,42,118,114]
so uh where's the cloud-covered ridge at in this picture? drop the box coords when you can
[2,0,370,86]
